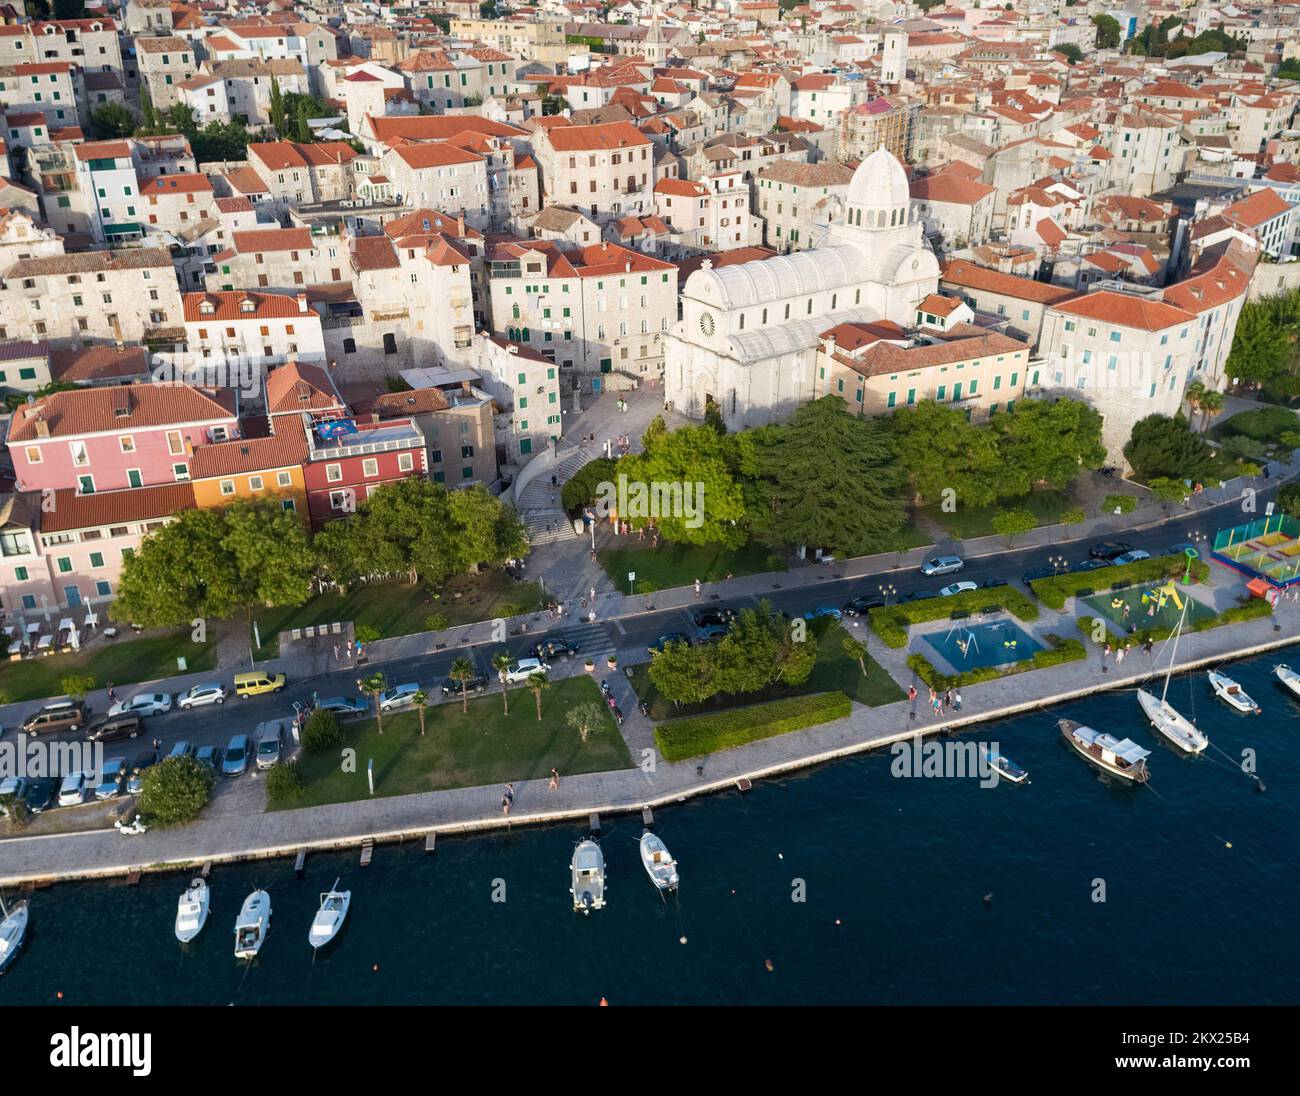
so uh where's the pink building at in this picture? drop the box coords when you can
[6,383,239,494]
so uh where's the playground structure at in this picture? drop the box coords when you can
[1212,513,1300,589]
[1086,580,1216,632]
[923,620,1043,671]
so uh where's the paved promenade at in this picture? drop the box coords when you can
[3,595,1296,887]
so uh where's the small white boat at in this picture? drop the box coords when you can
[174,878,210,944]
[570,839,606,913]
[980,747,1029,784]
[234,889,271,959]
[0,896,28,975]
[1060,720,1151,783]
[1137,689,1209,755]
[1208,670,1260,714]
[308,879,351,950]
[639,832,679,891]
[1274,664,1300,700]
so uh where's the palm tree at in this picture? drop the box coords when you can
[527,671,549,721]
[492,652,512,715]
[449,657,476,714]
[360,671,387,735]
[1199,389,1225,434]
[412,689,428,736]
[1185,380,1206,430]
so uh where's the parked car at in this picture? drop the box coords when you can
[233,671,286,698]
[95,758,127,800]
[504,658,548,683]
[84,713,143,743]
[939,581,979,597]
[21,700,87,736]
[108,691,173,718]
[1088,540,1134,561]
[441,674,488,698]
[1074,559,1112,572]
[195,744,225,773]
[691,607,736,629]
[177,683,227,710]
[1021,565,1058,584]
[378,683,421,711]
[980,577,1009,589]
[648,633,691,655]
[842,595,885,616]
[697,623,730,642]
[803,606,843,621]
[531,638,578,661]
[255,724,285,770]
[167,741,195,761]
[24,778,55,814]
[315,696,368,718]
[57,771,90,807]
[899,590,937,603]
[919,555,965,576]
[222,735,250,777]
[1112,549,1151,565]
[125,752,156,795]
[1167,542,1197,556]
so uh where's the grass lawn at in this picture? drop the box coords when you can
[250,569,544,659]
[919,488,1073,539]
[0,630,216,704]
[277,675,633,809]
[1208,407,1299,459]
[600,540,785,594]
[628,622,903,721]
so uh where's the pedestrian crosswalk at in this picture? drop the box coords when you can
[542,622,616,661]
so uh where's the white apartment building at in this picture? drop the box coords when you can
[532,121,656,227]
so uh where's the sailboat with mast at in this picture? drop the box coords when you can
[1136,598,1208,755]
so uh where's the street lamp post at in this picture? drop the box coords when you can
[879,582,896,606]
[1049,554,1066,576]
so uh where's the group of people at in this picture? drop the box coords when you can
[906,684,962,718]
[501,770,563,814]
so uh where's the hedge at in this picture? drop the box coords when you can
[654,691,852,761]
[906,635,1086,690]
[868,586,1040,648]
[1031,554,1208,610]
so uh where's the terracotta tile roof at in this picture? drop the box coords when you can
[8,383,237,442]
[182,290,313,323]
[352,387,451,417]
[1051,289,1195,331]
[140,173,213,195]
[543,121,651,152]
[4,247,172,279]
[390,142,484,169]
[941,259,1077,304]
[232,227,314,253]
[189,417,309,478]
[655,177,708,197]
[910,173,996,205]
[1220,186,1293,229]
[350,234,400,271]
[1161,257,1250,314]
[757,159,853,187]
[841,328,1027,378]
[224,166,269,195]
[72,140,132,161]
[366,114,525,145]
[266,361,343,416]
[917,293,962,318]
[40,482,196,533]
[48,345,150,384]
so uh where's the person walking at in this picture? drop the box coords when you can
[1144,637,1154,657]
[1115,645,1125,667]
[501,794,511,816]
[694,578,702,598]
[908,684,917,720]
[549,768,560,790]
[953,689,962,712]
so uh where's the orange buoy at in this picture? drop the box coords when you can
[599,997,608,1006]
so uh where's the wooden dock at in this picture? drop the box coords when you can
[424,832,437,854]
[641,806,654,829]
[735,778,753,793]
[293,849,307,878]
[359,839,374,867]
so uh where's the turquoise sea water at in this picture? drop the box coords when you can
[3,646,1298,1005]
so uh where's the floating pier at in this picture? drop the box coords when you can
[424,832,437,854]
[200,861,212,879]
[588,812,601,835]
[359,839,374,868]
[642,806,654,829]
[293,849,307,878]
[735,778,753,793]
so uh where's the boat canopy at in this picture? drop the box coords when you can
[1100,735,1151,764]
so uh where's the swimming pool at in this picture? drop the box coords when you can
[920,619,1044,670]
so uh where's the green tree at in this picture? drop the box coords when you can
[411,689,429,736]
[648,638,716,705]
[139,84,158,133]
[113,508,242,626]
[841,636,868,675]
[140,756,212,826]
[1278,483,1300,519]
[992,397,1106,493]
[1053,43,1084,65]
[1148,476,1188,507]
[269,75,285,136]
[492,652,512,715]
[526,671,549,720]
[561,456,618,511]
[221,499,315,609]
[1092,13,1122,49]
[301,708,343,752]
[266,761,305,801]
[757,395,905,555]
[703,397,727,435]
[1227,299,1294,385]
[1123,413,1216,481]
[892,400,1004,507]
[359,671,388,734]
[1104,493,1138,514]
[1197,389,1225,433]
[60,674,96,702]
[1061,505,1086,526]
[991,508,1036,545]
[90,102,135,139]
[541,93,570,116]
[294,100,313,143]
[449,657,477,714]
[566,701,606,743]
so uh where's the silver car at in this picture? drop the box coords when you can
[177,682,227,709]
[919,555,965,577]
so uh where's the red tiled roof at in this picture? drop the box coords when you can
[232,227,313,253]
[40,482,196,534]
[543,121,651,152]
[1051,289,1195,331]
[8,384,237,442]
[182,290,313,323]
[941,259,1077,304]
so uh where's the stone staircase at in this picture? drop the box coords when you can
[516,445,599,547]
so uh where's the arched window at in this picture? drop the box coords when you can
[739,312,745,330]
[512,304,520,319]
[891,209,898,227]
[761,308,767,324]
[877,209,887,228]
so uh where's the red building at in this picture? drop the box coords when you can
[299,413,427,527]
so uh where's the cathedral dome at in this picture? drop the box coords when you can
[846,146,910,210]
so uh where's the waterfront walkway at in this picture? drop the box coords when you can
[2,595,1296,887]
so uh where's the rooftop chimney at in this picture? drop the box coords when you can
[296,292,308,313]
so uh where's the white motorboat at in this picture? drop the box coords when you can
[174,878,210,944]
[570,839,606,913]
[0,896,28,975]
[1138,600,1208,755]
[1208,670,1260,714]
[1137,689,1209,755]
[979,746,1029,784]
[639,832,679,891]
[308,879,351,950]
[234,889,271,959]
[1276,664,1300,699]
[1060,720,1151,783]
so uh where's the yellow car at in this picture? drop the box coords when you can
[232,672,287,698]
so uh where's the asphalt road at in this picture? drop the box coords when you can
[18,486,1275,784]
